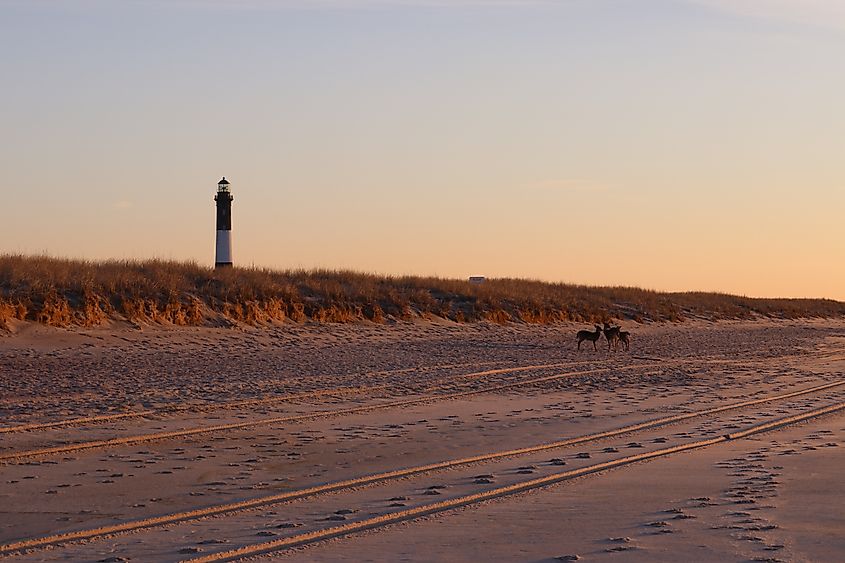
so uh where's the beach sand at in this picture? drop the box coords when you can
[1,318,843,562]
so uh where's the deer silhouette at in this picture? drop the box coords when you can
[602,323,621,352]
[576,325,603,351]
[618,330,631,351]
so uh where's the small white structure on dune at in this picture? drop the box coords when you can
[469,276,486,284]
[214,177,234,269]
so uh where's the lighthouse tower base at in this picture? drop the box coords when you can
[215,230,233,268]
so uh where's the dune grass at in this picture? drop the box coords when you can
[1,254,843,328]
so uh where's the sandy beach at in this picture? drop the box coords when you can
[1,318,844,562]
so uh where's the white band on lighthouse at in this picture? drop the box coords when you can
[215,230,232,266]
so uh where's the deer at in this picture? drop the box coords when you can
[617,330,630,351]
[602,322,621,352]
[577,325,603,351]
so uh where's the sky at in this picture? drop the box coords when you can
[2,0,843,299]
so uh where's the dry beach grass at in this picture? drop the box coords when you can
[2,255,844,329]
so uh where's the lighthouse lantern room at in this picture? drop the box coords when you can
[214,177,233,268]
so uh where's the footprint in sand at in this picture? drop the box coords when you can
[272,523,300,529]
[605,545,636,552]
[672,513,696,520]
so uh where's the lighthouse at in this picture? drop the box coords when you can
[214,177,233,268]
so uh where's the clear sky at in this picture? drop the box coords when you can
[2,0,843,299]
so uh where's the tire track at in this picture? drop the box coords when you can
[0,387,372,435]
[0,359,607,435]
[0,362,665,462]
[0,411,157,434]
[1,352,770,436]
[1,379,841,556]
[184,400,845,562]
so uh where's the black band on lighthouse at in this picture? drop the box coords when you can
[215,191,233,231]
